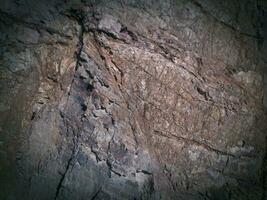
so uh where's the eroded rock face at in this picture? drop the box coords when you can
[0,0,267,199]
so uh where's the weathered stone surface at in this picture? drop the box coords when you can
[0,0,267,199]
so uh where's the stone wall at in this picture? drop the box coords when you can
[0,0,267,199]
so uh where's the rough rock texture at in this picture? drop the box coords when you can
[0,0,267,199]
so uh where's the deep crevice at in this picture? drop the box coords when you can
[54,151,75,200]
[54,13,86,200]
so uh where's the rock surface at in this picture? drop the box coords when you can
[0,0,267,199]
